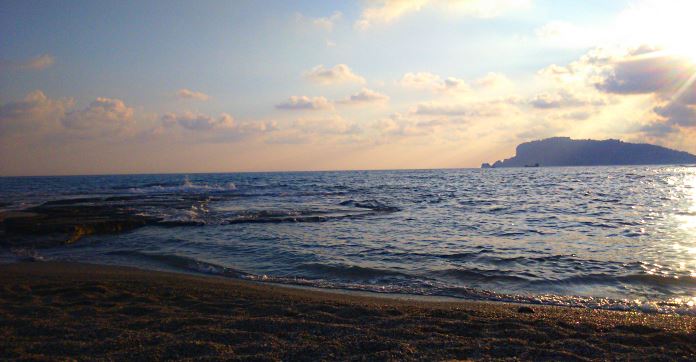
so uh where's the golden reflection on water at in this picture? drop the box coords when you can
[676,170,696,303]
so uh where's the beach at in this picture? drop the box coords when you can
[1,262,695,361]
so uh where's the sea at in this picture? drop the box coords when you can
[1,166,696,314]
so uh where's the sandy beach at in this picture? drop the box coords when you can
[1,262,695,361]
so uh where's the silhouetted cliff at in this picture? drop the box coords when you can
[481,137,696,168]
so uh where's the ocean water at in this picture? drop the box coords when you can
[1,167,696,314]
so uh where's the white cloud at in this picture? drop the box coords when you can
[337,88,390,105]
[1,54,55,71]
[296,11,342,31]
[442,77,470,93]
[399,72,474,93]
[177,88,210,101]
[276,96,334,110]
[535,21,598,48]
[473,72,512,89]
[355,0,531,30]
[399,72,442,89]
[303,64,366,85]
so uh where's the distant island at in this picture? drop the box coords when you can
[482,137,696,168]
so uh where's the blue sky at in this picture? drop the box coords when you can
[1,0,695,175]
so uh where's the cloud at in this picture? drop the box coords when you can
[1,54,55,71]
[399,72,442,89]
[355,0,531,30]
[1,92,139,138]
[61,98,134,132]
[372,112,458,138]
[177,88,210,101]
[542,45,696,140]
[158,112,277,142]
[293,116,361,135]
[0,91,73,135]
[303,64,366,85]
[596,54,695,95]
[529,89,605,109]
[535,21,598,48]
[355,0,428,30]
[337,88,389,105]
[473,72,512,89]
[399,72,470,93]
[276,96,334,110]
[413,101,506,116]
[296,11,342,31]
[642,102,696,136]
[442,77,470,93]
[161,112,235,131]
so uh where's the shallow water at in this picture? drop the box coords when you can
[2,166,696,314]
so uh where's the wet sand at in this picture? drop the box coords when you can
[1,262,695,361]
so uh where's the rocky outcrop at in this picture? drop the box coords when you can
[483,137,696,168]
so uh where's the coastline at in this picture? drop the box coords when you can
[2,262,695,360]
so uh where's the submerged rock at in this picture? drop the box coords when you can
[0,195,206,247]
[1,205,157,247]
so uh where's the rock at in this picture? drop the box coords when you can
[517,306,535,314]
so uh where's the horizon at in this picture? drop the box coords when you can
[2,135,695,177]
[3,0,696,176]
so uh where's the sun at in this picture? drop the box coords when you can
[617,0,696,63]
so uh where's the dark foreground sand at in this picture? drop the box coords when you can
[1,262,695,361]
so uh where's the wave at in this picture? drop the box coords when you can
[339,199,400,212]
[297,262,411,281]
[106,250,248,278]
[548,272,696,288]
[123,176,237,194]
[433,268,532,283]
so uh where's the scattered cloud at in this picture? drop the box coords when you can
[177,88,210,101]
[442,77,470,93]
[296,11,342,31]
[337,88,389,105]
[0,91,73,135]
[276,96,334,110]
[413,101,507,117]
[399,72,470,93]
[61,98,134,131]
[355,0,531,30]
[529,89,605,109]
[0,91,138,138]
[372,112,462,139]
[161,112,235,131]
[293,116,361,135]
[538,44,696,141]
[1,54,55,71]
[303,64,366,85]
[399,72,442,89]
[473,72,512,89]
[535,21,598,48]
[158,111,277,142]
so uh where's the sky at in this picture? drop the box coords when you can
[2,0,696,176]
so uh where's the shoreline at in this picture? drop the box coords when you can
[2,262,695,360]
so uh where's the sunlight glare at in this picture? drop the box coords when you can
[617,0,696,62]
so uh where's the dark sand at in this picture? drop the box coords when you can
[1,262,695,361]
